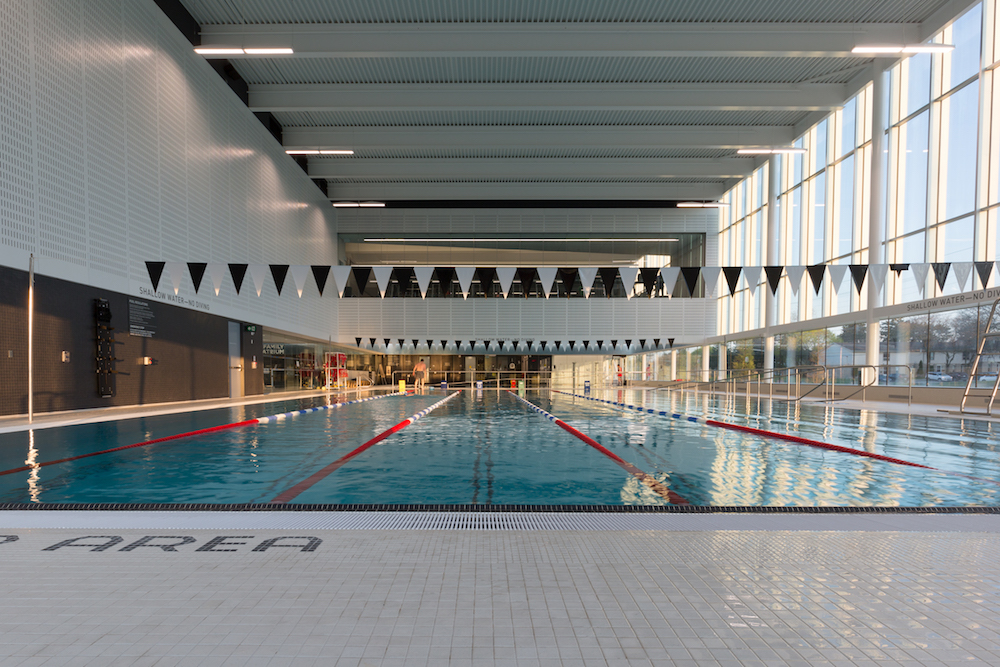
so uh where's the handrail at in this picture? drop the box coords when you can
[960,296,1000,414]
[387,369,554,388]
[657,365,827,402]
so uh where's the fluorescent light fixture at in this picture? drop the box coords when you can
[359,202,385,207]
[244,48,294,55]
[320,150,354,155]
[194,47,245,55]
[677,202,729,208]
[362,237,680,242]
[902,44,955,53]
[287,149,354,155]
[334,202,385,208]
[737,147,807,155]
[852,45,903,54]
[285,149,320,155]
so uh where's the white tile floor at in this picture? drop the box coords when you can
[1,517,998,666]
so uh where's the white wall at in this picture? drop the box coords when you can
[0,0,339,340]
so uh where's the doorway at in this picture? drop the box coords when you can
[228,321,244,399]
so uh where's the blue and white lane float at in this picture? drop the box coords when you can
[255,390,406,423]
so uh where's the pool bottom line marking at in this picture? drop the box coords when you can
[0,391,407,479]
[508,392,689,505]
[271,391,461,504]
[552,390,933,469]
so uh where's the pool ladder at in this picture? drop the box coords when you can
[956,296,1000,416]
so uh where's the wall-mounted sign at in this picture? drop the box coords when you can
[263,343,286,355]
[128,298,156,338]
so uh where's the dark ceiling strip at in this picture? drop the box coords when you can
[374,200,714,209]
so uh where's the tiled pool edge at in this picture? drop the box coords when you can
[1,502,998,513]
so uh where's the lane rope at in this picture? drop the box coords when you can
[271,391,461,503]
[0,391,407,479]
[553,389,932,469]
[508,391,689,505]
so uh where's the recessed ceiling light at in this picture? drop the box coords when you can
[851,45,904,54]
[361,237,680,242]
[194,47,245,55]
[334,202,385,208]
[359,202,386,207]
[320,150,354,155]
[285,149,320,155]
[244,48,294,55]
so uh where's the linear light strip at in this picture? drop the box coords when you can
[361,238,680,242]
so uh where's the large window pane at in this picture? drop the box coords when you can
[885,314,930,386]
[813,119,828,172]
[810,173,826,263]
[905,53,932,118]
[899,110,929,235]
[941,81,980,220]
[949,4,983,89]
[836,155,855,257]
[840,97,857,157]
[937,215,975,262]
[788,186,801,265]
[929,308,978,384]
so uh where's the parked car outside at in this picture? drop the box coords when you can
[926,372,954,382]
[978,374,999,383]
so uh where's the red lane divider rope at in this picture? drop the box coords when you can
[0,391,406,479]
[508,391,689,505]
[270,391,461,504]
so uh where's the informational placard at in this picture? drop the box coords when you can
[128,298,156,338]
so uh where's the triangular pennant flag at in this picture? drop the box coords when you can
[849,264,868,294]
[397,339,405,348]
[578,267,598,298]
[537,267,558,298]
[807,264,826,294]
[639,339,646,349]
[639,268,659,297]
[332,266,352,298]
[270,265,290,295]
[207,263,226,296]
[723,267,742,295]
[477,268,497,296]
[568,341,576,350]
[384,338,390,348]
[413,266,434,298]
[516,268,537,297]
[582,340,590,349]
[931,262,951,291]
[540,341,547,350]
[496,267,516,298]
[653,338,660,348]
[764,266,783,294]
[610,340,618,350]
[249,264,267,297]
[558,268,578,297]
[370,338,377,347]
[411,339,419,349]
[743,266,762,297]
[356,337,362,347]
[827,265,849,296]
[228,263,248,295]
[785,265,805,296]
[680,267,701,296]
[869,264,888,296]
[700,267,722,297]
[618,267,639,299]
[145,261,165,292]
[625,340,632,350]
[598,268,619,297]
[668,338,675,347]
[289,265,309,298]
[659,267,681,296]
[165,262,184,295]
[311,265,330,296]
[597,340,604,349]
[440,340,447,349]
[456,266,476,299]
[352,267,372,295]
[890,263,910,274]
[427,340,433,350]
[911,263,930,297]
[914,265,930,296]
[952,262,972,292]
[372,266,394,298]
[976,261,994,289]
[187,263,208,294]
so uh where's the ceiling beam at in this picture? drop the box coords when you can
[282,125,797,151]
[328,182,728,200]
[250,83,847,113]
[200,22,919,58]
[310,157,753,179]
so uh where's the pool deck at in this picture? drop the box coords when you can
[0,511,997,667]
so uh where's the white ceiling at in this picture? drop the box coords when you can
[181,0,973,201]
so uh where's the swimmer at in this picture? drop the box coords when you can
[412,358,427,391]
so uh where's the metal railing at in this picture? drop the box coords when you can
[656,365,827,402]
[387,369,553,389]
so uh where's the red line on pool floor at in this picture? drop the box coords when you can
[0,419,261,478]
[270,417,413,503]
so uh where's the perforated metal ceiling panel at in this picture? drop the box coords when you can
[184,0,948,25]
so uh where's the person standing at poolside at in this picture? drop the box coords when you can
[412,358,427,390]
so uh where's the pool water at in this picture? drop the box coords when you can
[0,388,998,506]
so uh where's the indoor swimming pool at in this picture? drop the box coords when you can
[0,388,998,507]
